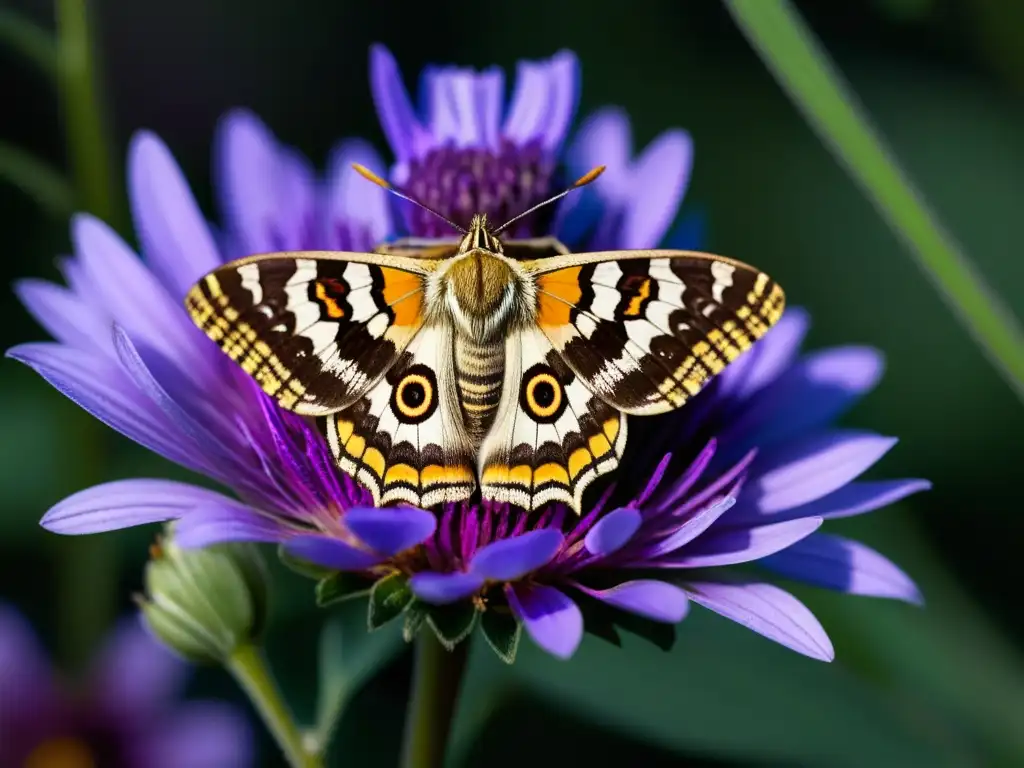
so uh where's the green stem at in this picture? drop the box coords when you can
[724,0,1024,401]
[54,0,124,230]
[400,633,470,768]
[227,644,322,768]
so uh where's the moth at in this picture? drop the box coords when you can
[185,165,785,514]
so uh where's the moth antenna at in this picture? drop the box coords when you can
[492,165,606,235]
[351,163,467,234]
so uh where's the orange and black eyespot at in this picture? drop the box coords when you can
[520,364,567,424]
[391,364,438,424]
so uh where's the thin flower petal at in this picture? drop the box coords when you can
[143,702,253,768]
[620,129,693,249]
[642,496,737,559]
[583,507,642,556]
[539,51,580,151]
[662,517,822,568]
[717,307,810,402]
[173,503,290,548]
[283,535,380,571]
[470,529,564,580]
[323,139,391,248]
[90,617,186,717]
[574,580,689,623]
[369,44,426,162]
[40,480,237,534]
[507,583,583,660]
[729,478,932,526]
[762,533,923,603]
[409,571,485,605]
[14,278,114,355]
[684,581,834,661]
[128,131,222,299]
[749,431,898,513]
[568,108,632,196]
[343,506,436,555]
[0,604,57,712]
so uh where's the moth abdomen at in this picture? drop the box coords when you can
[454,338,506,442]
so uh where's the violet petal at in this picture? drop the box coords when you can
[507,583,583,660]
[748,430,897,513]
[409,571,485,605]
[40,479,232,534]
[369,44,425,162]
[662,517,822,568]
[717,307,810,402]
[584,507,642,556]
[283,535,381,571]
[621,129,693,249]
[762,533,923,604]
[574,580,689,623]
[323,139,391,248]
[344,506,436,555]
[14,278,114,356]
[144,702,253,768]
[127,131,222,299]
[173,503,290,548]
[470,529,564,581]
[684,581,834,661]
[644,496,737,559]
[90,617,186,717]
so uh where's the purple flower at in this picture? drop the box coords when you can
[9,45,925,663]
[0,605,251,767]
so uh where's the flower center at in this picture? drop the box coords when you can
[401,139,557,238]
[24,737,96,768]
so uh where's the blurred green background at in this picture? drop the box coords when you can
[2,0,1023,766]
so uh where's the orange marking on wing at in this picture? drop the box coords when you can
[380,268,424,326]
[622,278,651,317]
[315,281,346,318]
[537,267,583,326]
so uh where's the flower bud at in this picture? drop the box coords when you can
[138,524,269,664]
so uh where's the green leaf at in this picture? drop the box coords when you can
[316,572,373,608]
[403,601,429,642]
[368,572,413,630]
[724,0,1024,403]
[426,602,478,651]
[480,609,522,665]
[277,544,333,580]
[0,10,57,80]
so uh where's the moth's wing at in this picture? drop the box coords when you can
[373,239,461,260]
[321,324,477,508]
[478,326,627,513]
[527,249,785,415]
[186,251,430,416]
[498,236,571,261]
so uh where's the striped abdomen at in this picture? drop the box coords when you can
[455,338,505,442]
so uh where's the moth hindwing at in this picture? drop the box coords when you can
[185,221,785,514]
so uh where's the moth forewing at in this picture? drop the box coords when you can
[519,248,775,276]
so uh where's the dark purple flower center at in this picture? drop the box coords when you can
[401,139,558,238]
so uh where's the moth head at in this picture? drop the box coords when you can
[458,214,504,255]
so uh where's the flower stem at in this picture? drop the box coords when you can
[227,643,322,768]
[724,0,1024,402]
[400,632,470,768]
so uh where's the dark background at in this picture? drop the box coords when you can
[3,0,1023,765]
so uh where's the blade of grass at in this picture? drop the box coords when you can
[724,0,1024,402]
[0,141,75,218]
[0,9,58,80]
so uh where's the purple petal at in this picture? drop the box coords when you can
[142,702,253,768]
[41,479,234,534]
[748,431,897,513]
[283,535,380,571]
[424,67,490,147]
[14,278,114,356]
[568,108,632,197]
[762,533,923,603]
[71,215,204,374]
[128,131,221,299]
[507,584,583,660]
[369,44,426,162]
[323,139,391,249]
[684,581,834,661]
[90,616,186,718]
[584,507,642,556]
[642,496,737,560]
[173,503,290,548]
[214,110,284,255]
[662,517,822,568]
[475,68,504,147]
[729,478,931,527]
[717,307,810,402]
[503,52,579,151]
[409,571,485,605]
[6,343,212,476]
[470,529,564,581]
[0,604,57,713]
[539,51,579,151]
[344,506,436,555]
[620,129,693,249]
[574,580,689,623]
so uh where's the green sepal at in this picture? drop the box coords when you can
[480,608,522,664]
[403,600,429,642]
[426,602,479,651]
[316,572,373,608]
[278,544,334,580]
[368,572,413,630]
